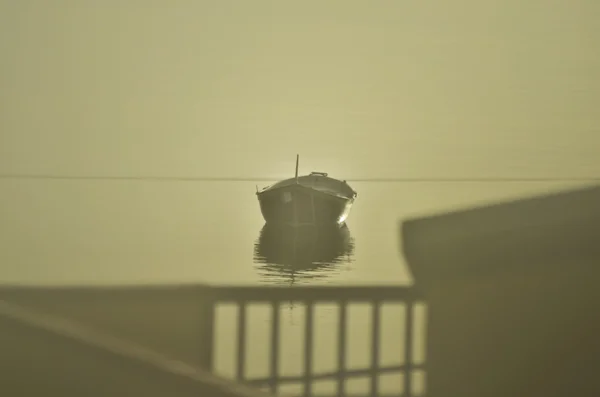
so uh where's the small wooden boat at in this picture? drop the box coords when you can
[256,155,357,226]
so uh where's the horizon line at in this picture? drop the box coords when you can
[1,174,599,183]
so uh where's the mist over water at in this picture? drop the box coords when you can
[1,1,598,395]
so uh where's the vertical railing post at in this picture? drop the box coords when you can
[236,302,247,381]
[404,300,414,396]
[337,300,347,396]
[370,300,381,396]
[269,300,281,394]
[199,290,216,370]
[303,301,314,396]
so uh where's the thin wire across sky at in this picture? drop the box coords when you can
[0,174,598,183]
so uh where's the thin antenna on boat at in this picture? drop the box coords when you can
[294,154,299,183]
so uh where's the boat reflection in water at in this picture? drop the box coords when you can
[253,223,355,284]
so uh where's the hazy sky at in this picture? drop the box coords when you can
[1,1,599,179]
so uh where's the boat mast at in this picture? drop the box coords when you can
[294,154,299,184]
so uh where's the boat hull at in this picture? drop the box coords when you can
[257,185,354,226]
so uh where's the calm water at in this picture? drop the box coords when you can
[2,179,591,286]
[0,179,592,395]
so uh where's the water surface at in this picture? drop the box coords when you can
[2,179,589,287]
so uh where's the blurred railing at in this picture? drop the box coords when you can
[204,286,428,397]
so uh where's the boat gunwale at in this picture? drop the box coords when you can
[256,182,356,201]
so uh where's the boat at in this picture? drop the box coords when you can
[256,155,357,226]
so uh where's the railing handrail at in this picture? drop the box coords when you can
[0,283,425,302]
[208,285,425,302]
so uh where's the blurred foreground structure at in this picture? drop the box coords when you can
[1,184,599,396]
[402,183,600,397]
